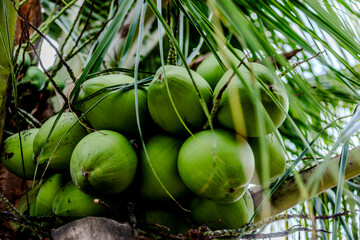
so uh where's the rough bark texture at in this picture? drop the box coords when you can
[15,0,42,44]
[51,217,137,240]
[251,146,360,222]
[15,0,42,59]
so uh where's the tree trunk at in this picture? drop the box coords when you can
[251,146,360,222]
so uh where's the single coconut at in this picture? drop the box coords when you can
[52,181,109,222]
[22,66,47,91]
[190,190,254,230]
[1,128,39,179]
[76,74,149,137]
[178,129,254,203]
[16,182,41,217]
[139,134,188,201]
[147,65,212,135]
[196,48,247,89]
[35,173,67,217]
[33,112,88,171]
[214,63,289,137]
[248,130,287,186]
[70,130,137,196]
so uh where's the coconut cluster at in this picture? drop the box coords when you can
[1,49,289,233]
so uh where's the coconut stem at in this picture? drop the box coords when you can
[166,0,179,65]
[279,50,325,77]
[167,39,177,65]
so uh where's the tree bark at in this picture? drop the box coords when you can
[15,0,42,44]
[15,0,43,60]
[251,146,360,222]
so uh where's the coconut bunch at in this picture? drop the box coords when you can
[0,48,289,233]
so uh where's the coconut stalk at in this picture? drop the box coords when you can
[251,145,360,222]
[0,0,19,144]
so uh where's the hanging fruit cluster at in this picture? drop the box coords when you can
[1,48,289,234]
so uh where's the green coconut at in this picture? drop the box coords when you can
[52,181,109,222]
[35,174,67,217]
[12,183,41,230]
[77,74,149,136]
[22,66,47,91]
[70,130,137,196]
[178,129,254,204]
[33,112,88,171]
[17,182,41,216]
[190,190,254,230]
[139,134,188,201]
[147,65,213,135]
[248,130,287,186]
[47,76,66,94]
[214,63,289,137]
[1,129,39,179]
[196,48,247,89]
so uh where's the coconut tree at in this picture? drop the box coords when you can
[1,0,360,239]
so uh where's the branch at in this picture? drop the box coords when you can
[204,227,328,239]
[279,50,325,77]
[251,146,360,222]
[241,227,328,239]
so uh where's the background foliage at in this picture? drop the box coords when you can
[2,0,360,239]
